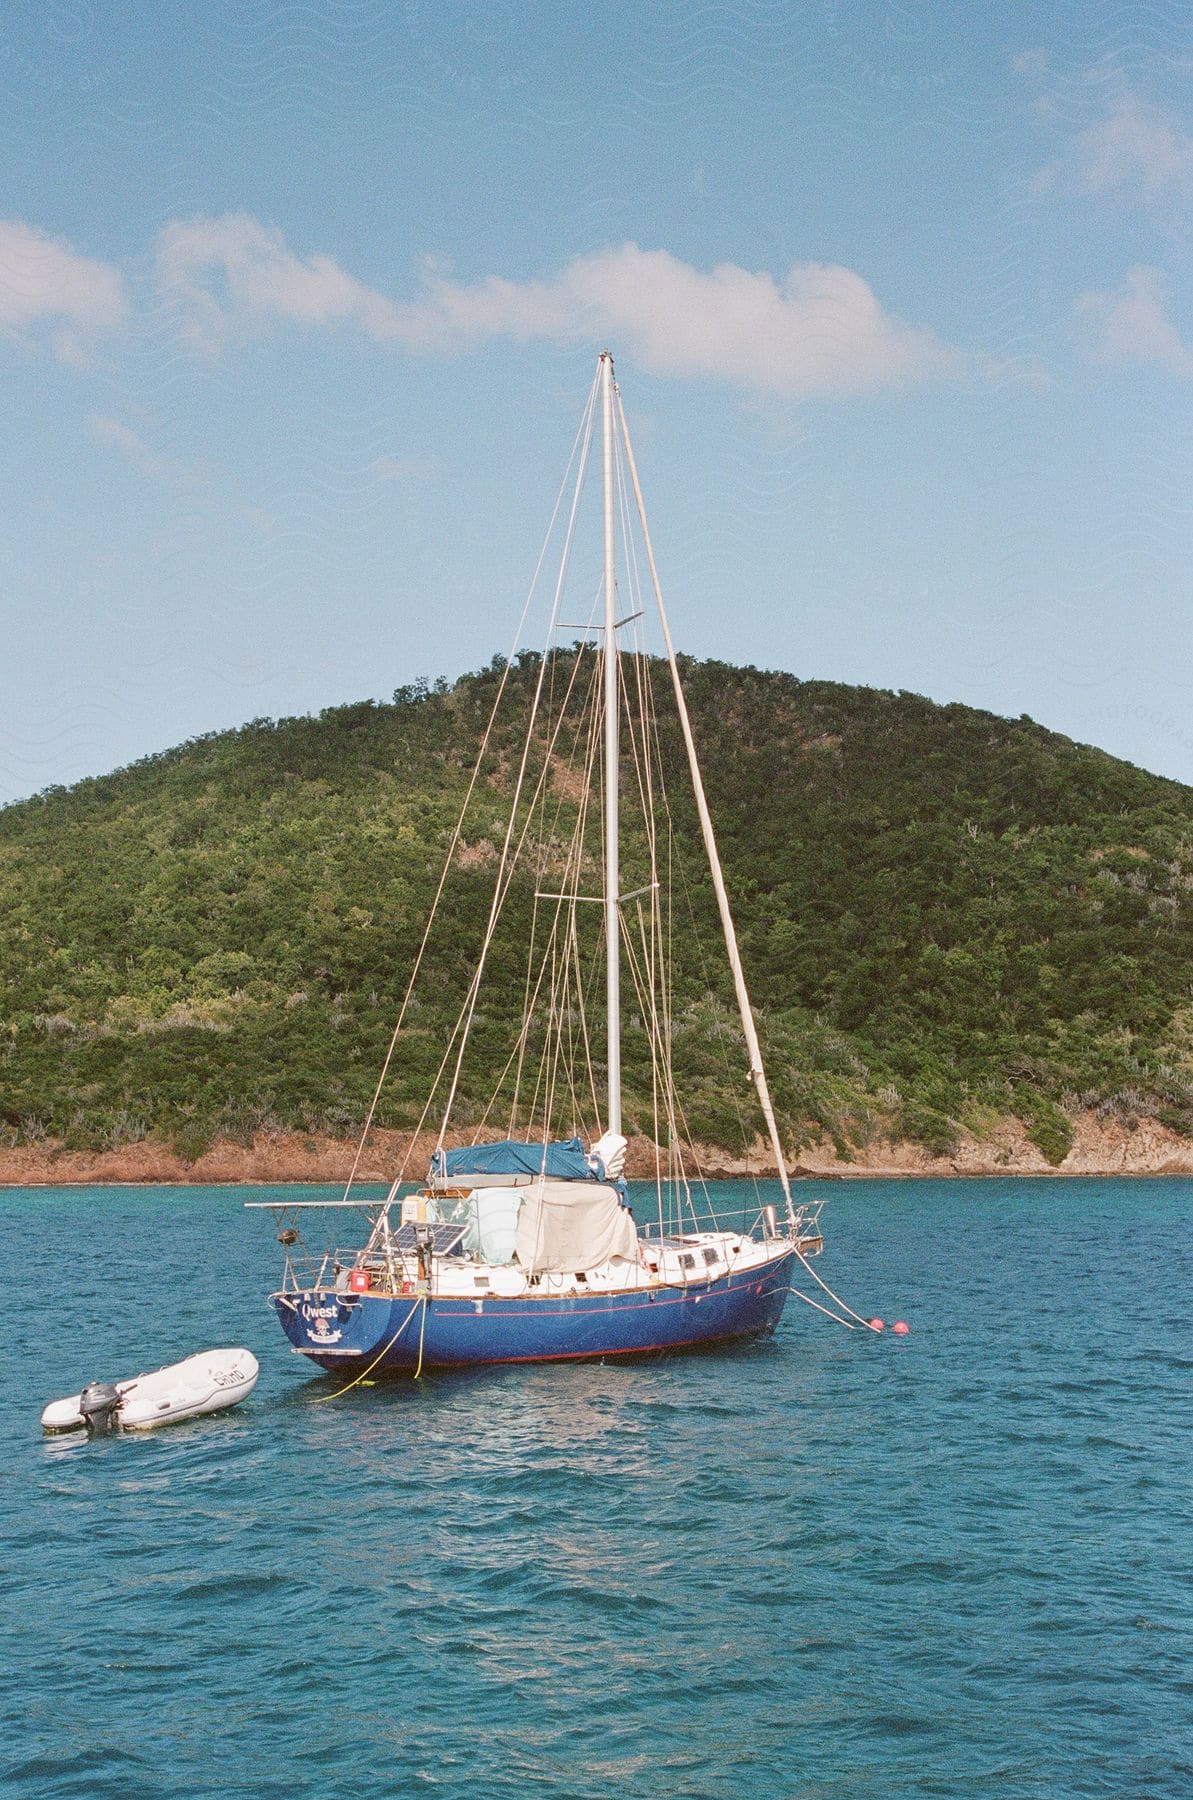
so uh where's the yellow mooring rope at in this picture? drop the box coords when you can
[313,1293,428,1401]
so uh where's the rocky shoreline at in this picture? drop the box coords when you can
[1,1110,1190,1185]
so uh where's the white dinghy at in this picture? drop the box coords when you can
[41,1347,259,1434]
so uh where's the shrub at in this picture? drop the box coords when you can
[896,1102,958,1159]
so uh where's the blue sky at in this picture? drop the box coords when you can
[2,0,1191,802]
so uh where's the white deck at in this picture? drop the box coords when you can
[335,1229,790,1301]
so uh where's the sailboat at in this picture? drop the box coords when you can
[252,352,826,1373]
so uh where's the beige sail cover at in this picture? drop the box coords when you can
[514,1180,639,1273]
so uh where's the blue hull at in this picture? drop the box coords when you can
[275,1249,796,1373]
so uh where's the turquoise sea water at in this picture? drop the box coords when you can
[3,1177,1191,1799]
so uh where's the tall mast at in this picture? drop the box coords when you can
[600,350,621,1136]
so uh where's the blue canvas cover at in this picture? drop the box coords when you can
[431,1138,596,1183]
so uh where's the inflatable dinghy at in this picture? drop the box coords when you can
[41,1347,259,1434]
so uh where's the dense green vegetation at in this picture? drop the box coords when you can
[2,655,1191,1164]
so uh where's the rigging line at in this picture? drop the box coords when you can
[647,802,665,1238]
[661,1076,717,1230]
[527,887,575,1138]
[627,648,692,1235]
[646,794,750,1224]
[558,653,617,1133]
[641,800,666,1239]
[542,380,601,654]
[570,905,602,1136]
[529,769,593,1143]
[561,944,578,1137]
[621,656,655,885]
[507,646,603,1133]
[533,644,600,892]
[656,704,691,1227]
[647,904,665,1240]
[495,902,570,1139]
[479,896,564,1142]
[641,654,762,1224]
[667,852,745,1217]
[530,782,593,1139]
[539,641,603,1136]
[629,756,716,1227]
[434,622,601,1134]
[626,647,717,1224]
[568,680,608,1130]
[341,659,519,1203]
[613,422,647,646]
[600,634,663,1136]
[622,898,679,1160]
[506,886,541,1138]
[790,1239,881,1329]
[618,900,700,1234]
[312,1295,424,1400]
[666,822,678,1211]
[544,917,576,1142]
[340,376,599,1207]
[550,844,592,1138]
[634,651,752,1233]
[510,669,602,1141]
[626,897,680,1227]
[508,654,600,1131]
[625,803,692,1238]
[428,380,602,1161]
[551,649,604,1132]
[563,930,587,1137]
[402,632,596,1182]
[786,1286,858,1329]
[641,905,668,1223]
[540,911,565,1138]
[397,826,532,1174]
[616,384,797,1232]
[473,660,598,1142]
[413,1291,429,1379]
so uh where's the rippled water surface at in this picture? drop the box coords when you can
[3,1178,1191,1798]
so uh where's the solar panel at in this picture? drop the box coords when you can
[388,1222,469,1256]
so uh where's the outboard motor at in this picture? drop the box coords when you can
[78,1381,122,1435]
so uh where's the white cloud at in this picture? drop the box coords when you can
[1074,265,1193,376]
[1077,93,1193,200]
[0,219,126,361]
[155,215,987,397]
[398,245,970,395]
[1037,91,1193,218]
[154,212,405,357]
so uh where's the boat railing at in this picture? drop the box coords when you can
[278,1240,434,1294]
[790,1201,825,1255]
[270,1191,824,1292]
[276,1246,335,1292]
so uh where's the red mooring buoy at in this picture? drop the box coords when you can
[869,1318,885,1331]
[892,1320,910,1336]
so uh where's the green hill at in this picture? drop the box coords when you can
[2,655,1191,1166]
